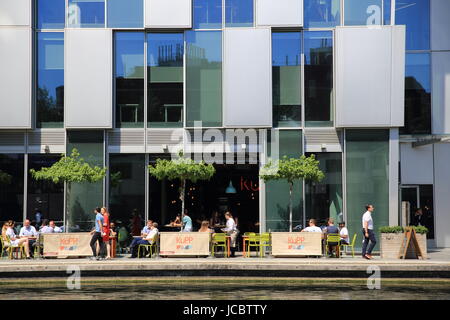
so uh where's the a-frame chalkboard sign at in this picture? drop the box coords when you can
[398,227,424,259]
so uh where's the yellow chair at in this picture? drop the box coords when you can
[259,233,271,257]
[138,234,159,258]
[247,233,262,257]
[211,233,228,258]
[5,236,26,259]
[325,234,341,258]
[0,236,8,258]
[33,234,44,259]
[340,234,357,258]
[243,232,255,255]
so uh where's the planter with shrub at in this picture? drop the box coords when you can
[380,226,428,259]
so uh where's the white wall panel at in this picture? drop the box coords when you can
[256,0,303,27]
[432,52,450,135]
[335,26,405,128]
[434,143,450,248]
[0,27,32,128]
[145,0,191,28]
[0,0,31,26]
[400,143,434,185]
[223,28,272,127]
[65,29,113,128]
[431,0,450,51]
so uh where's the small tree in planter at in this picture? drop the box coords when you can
[148,151,215,217]
[259,155,325,232]
[30,148,107,232]
[379,226,429,259]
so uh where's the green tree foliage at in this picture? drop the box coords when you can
[0,170,12,185]
[260,155,325,231]
[149,151,215,215]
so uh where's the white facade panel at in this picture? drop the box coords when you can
[65,29,113,128]
[256,0,303,27]
[431,0,450,51]
[223,28,272,127]
[335,26,405,128]
[0,27,32,128]
[145,0,191,28]
[434,143,450,248]
[0,0,31,26]
[400,143,434,185]
[432,52,450,135]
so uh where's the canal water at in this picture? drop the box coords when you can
[1,279,449,300]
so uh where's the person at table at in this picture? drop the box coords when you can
[198,221,213,233]
[222,212,239,257]
[173,210,193,232]
[110,221,117,237]
[2,221,31,259]
[19,219,38,257]
[130,209,142,237]
[49,220,62,233]
[128,220,153,253]
[209,210,221,227]
[130,222,159,258]
[39,219,54,233]
[89,207,106,261]
[101,207,112,260]
[323,218,340,257]
[338,221,349,245]
[34,208,42,229]
[301,219,323,233]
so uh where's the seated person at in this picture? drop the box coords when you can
[173,210,192,232]
[129,220,153,250]
[19,219,38,257]
[198,221,213,233]
[3,221,31,259]
[338,221,349,245]
[323,218,339,257]
[131,223,159,258]
[49,220,62,233]
[39,219,53,233]
[301,219,322,233]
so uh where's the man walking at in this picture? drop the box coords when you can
[362,204,376,260]
[90,207,105,260]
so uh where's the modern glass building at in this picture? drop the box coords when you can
[0,0,449,249]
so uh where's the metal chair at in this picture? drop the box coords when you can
[137,234,159,258]
[0,236,8,258]
[33,234,44,259]
[340,234,357,258]
[247,233,262,257]
[259,233,271,257]
[5,236,26,259]
[325,233,341,258]
[211,233,228,258]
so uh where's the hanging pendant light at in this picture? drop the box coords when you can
[225,180,237,194]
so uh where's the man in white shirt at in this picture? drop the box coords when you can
[39,219,54,233]
[19,219,38,257]
[302,219,323,233]
[49,220,62,233]
[130,222,159,258]
[362,204,377,260]
[338,222,349,245]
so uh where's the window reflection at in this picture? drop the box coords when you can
[148,33,184,128]
[37,32,64,128]
[304,0,340,28]
[37,0,65,29]
[0,154,24,223]
[68,0,105,28]
[396,0,430,50]
[107,0,143,28]
[272,32,302,127]
[115,32,145,128]
[344,0,383,26]
[225,0,253,27]
[193,0,222,29]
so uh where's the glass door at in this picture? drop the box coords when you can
[400,186,419,226]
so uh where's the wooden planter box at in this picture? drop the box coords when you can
[380,233,427,259]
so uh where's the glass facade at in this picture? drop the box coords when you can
[305,152,343,225]
[272,32,302,128]
[193,0,222,29]
[186,31,222,127]
[346,130,389,250]
[109,154,145,224]
[304,0,340,28]
[344,0,383,26]
[396,0,430,50]
[304,31,333,127]
[0,154,24,224]
[66,131,104,232]
[107,0,143,28]
[27,155,64,222]
[265,130,303,232]
[68,0,105,28]
[37,0,65,29]
[115,32,145,128]
[148,33,184,128]
[402,53,431,134]
[225,0,254,27]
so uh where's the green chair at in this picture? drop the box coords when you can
[325,234,341,258]
[340,234,357,258]
[137,234,159,258]
[0,236,8,258]
[117,227,129,254]
[5,236,26,260]
[259,233,271,257]
[247,233,262,257]
[211,233,228,258]
[33,234,44,259]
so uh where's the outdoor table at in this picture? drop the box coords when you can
[242,235,249,257]
[271,232,322,257]
[225,235,231,257]
[110,236,117,258]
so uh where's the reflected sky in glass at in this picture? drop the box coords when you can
[396,0,430,50]
[304,0,340,28]
[225,0,253,27]
[68,0,105,28]
[406,53,431,92]
[115,32,144,79]
[193,0,222,29]
[147,33,184,67]
[37,0,65,29]
[344,0,383,26]
[272,32,301,67]
[107,0,143,28]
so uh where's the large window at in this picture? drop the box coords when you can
[304,0,340,28]
[193,0,222,29]
[396,0,430,50]
[402,53,431,134]
[115,32,145,128]
[272,32,302,128]
[344,0,383,26]
[186,31,222,127]
[107,0,143,28]
[109,154,145,225]
[37,0,65,29]
[68,0,105,28]
[225,0,253,27]
[304,31,333,127]
[37,32,64,128]
[148,33,184,128]
[346,130,389,250]
[0,154,24,224]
